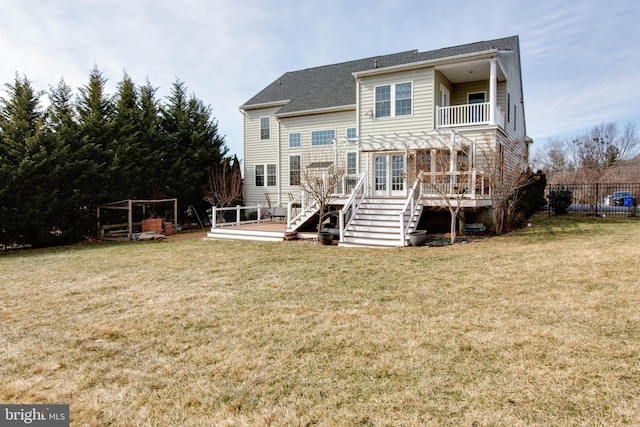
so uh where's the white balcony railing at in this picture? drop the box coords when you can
[437,103,505,129]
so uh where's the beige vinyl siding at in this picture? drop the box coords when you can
[359,68,435,137]
[452,81,490,105]
[458,128,527,182]
[243,106,282,206]
[435,71,452,109]
[497,48,527,146]
[278,110,356,200]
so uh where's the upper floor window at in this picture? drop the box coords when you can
[311,130,335,146]
[375,82,412,118]
[375,86,391,118]
[289,132,301,147]
[260,117,270,140]
[395,83,412,115]
[346,128,356,141]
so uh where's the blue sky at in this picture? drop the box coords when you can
[2,0,638,160]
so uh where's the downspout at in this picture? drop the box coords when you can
[277,117,282,206]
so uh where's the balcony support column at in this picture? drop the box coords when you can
[489,59,497,125]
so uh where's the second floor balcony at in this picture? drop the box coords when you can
[436,102,506,130]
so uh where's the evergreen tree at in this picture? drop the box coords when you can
[77,65,114,203]
[1,71,230,247]
[0,74,49,246]
[138,80,168,199]
[45,79,96,244]
[111,72,143,199]
[161,80,228,218]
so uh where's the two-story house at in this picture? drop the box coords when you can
[236,35,531,247]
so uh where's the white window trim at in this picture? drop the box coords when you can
[374,81,413,118]
[310,129,336,146]
[259,117,270,140]
[288,132,301,148]
[289,155,301,186]
[255,163,277,187]
[255,164,265,187]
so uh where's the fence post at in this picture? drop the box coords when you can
[595,183,599,217]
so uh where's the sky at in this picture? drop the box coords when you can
[2,0,639,161]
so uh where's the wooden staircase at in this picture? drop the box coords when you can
[340,197,422,248]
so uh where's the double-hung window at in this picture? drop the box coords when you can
[260,117,270,140]
[255,165,265,187]
[395,83,412,115]
[289,155,301,186]
[311,130,335,146]
[255,164,276,187]
[375,86,391,118]
[346,152,357,175]
[375,82,412,118]
[267,164,276,186]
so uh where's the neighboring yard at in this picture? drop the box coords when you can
[1,218,639,426]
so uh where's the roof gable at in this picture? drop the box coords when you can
[241,35,519,115]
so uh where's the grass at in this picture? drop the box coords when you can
[1,218,639,426]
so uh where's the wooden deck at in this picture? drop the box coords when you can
[206,221,298,242]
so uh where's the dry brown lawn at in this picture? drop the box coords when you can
[1,218,639,426]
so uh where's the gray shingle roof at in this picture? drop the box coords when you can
[241,35,519,115]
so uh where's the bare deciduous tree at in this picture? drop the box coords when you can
[299,153,345,241]
[417,143,472,243]
[535,121,640,184]
[204,155,243,221]
[482,139,536,234]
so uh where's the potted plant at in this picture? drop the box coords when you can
[408,229,427,247]
[318,230,333,245]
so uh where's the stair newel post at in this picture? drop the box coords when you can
[339,211,345,242]
[399,212,406,246]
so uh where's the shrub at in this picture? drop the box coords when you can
[548,186,573,216]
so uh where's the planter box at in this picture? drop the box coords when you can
[142,218,163,234]
[164,222,176,235]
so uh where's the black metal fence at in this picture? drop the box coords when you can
[533,182,640,218]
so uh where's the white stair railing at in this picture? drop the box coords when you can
[339,173,368,242]
[399,172,423,245]
[287,200,319,231]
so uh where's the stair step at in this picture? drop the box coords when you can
[344,230,401,239]
[207,228,286,242]
[340,236,403,247]
[353,214,401,221]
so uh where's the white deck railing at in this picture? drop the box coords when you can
[211,204,286,229]
[419,169,489,198]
